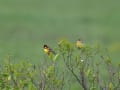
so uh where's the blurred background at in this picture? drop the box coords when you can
[0,0,120,63]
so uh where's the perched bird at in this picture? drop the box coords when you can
[43,44,56,55]
[76,39,84,49]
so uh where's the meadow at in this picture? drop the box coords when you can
[0,0,120,90]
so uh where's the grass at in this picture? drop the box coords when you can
[0,1,120,89]
[0,0,120,62]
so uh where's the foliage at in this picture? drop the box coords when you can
[0,39,120,90]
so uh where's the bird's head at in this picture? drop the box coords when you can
[44,44,48,49]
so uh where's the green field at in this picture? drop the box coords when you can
[0,0,120,62]
[0,1,120,89]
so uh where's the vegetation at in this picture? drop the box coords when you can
[0,40,119,90]
[0,0,120,89]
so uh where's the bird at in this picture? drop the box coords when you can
[76,39,84,49]
[43,44,56,55]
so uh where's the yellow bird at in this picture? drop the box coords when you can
[43,44,56,55]
[76,39,84,49]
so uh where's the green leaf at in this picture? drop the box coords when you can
[2,73,9,77]
[53,54,59,61]
[109,82,113,90]
[7,75,11,81]
[90,87,96,90]
[86,69,91,77]
[28,82,37,90]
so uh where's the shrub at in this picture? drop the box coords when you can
[0,39,119,90]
